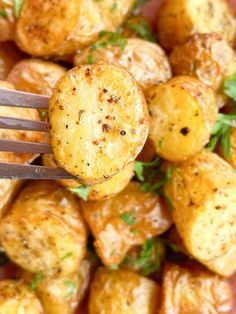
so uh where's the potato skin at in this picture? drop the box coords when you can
[0,181,87,278]
[0,42,23,80]
[160,262,233,314]
[7,58,66,96]
[0,280,44,313]
[81,181,172,266]
[49,64,149,184]
[146,76,217,162]
[157,0,236,50]
[165,151,236,276]
[89,268,160,314]
[74,38,172,91]
[0,0,15,42]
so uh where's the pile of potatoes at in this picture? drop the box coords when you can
[0,0,236,313]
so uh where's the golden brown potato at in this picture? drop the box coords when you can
[89,268,160,314]
[16,0,81,56]
[0,181,87,278]
[160,262,233,314]
[157,0,236,50]
[43,154,134,201]
[74,38,172,91]
[0,280,43,313]
[146,76,218,162]
[81,181,172,266]
[165,151,236,277]
[170,33,236,108]
[0,0,15,42]
[49,64,149,185]
[0,41,23,80]
[219,127,236,168]
[7,58,67,96]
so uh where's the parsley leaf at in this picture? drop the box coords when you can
[133,0,148,15]
[134,157,160,181]
[110,264,119,270]
[64,280,77,297]
[30,272,44,290]
[0,9,7,18]
[120,211,136,226]
[69,185,90,201]
[87,54,95,64]
[90,28,127,52]
[224,73,236,102]
[125,19,156,42]
[110,3,117,12]
[166,165,173,185]
[14,0,23,18]
[61,252,73,261]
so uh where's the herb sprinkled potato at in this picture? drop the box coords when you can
[157,0,236,50]
[89,268,160,314]
[0,0,16,42]
[165,151,236,277]
[146,76,218,162]
[49,64,149,184]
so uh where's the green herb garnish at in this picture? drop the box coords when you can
[110,263,119,270]
[134,157,160,181]
[87,54,95,64]
[90,28,127,52]
[110,3,117,11]
[224,73,236,102]
[133,0,148,15]
[61,252,73,261]
[69,185,90,201]
[30,272,44,290]
[64,280,77,297]
[14,0,23,17]
[0,9,7,18]
[120,211,136,226]
[126,19,156,42]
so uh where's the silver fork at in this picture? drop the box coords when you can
[0,88,76,180]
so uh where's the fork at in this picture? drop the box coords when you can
[0,88,76,180]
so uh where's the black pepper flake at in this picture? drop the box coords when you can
[85,68,91,77]
[102,124,111,132]
[103,88,108,93]
[180,127,190,136]
[120,130,126,136]
[59,105,64,110]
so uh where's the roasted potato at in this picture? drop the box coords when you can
[43,154,134,201]
[160,262,233,314]
[146,76,218,162]
[7,58,67,96]
[170,33,236,108]
[49,64,149,184]
[219,127,236,168]
[157,0,236,50]
[74,38,172,91]
[0,280,43,313]
[165,151,236,277]
[89,268,160,314]
[0,0,15,42]
[81,181,172,266]
[0,181,87,278]
[0,41,23,80]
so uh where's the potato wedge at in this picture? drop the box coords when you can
[165,151,236,276]
[160,262,233,314]
[49,64,149,184]
[0,0,15,42]
[157,0,236,50]
[7,58,66,96]
[74,38,171,91]
[146,76,217,162]
[0,280,43,313]
[89,268,160,314]
[0,181,87,278]
[0,41,23,80]
[81,181,172,266]
[16,0,80,56]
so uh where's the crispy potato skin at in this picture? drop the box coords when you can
[42,154,134,201]
[157,0,236,50]
[0,280,44,313]
[89,268,160,314]
[160,262,233,314]
[81,182,172,266]
[0,0,15,42]
[7,59,66,96]
[165,151,236,276]
[170,33,236,108]
[74,38,172,91]
[16,0,80,56]
[0,181,87,278]
[0,42,23,80]
[49,64,149,184]
[146,76,218,162]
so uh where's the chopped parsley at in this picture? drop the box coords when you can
[120,211,136,226]
[110,3,117,12]
[0,9,7,18]
[64,280,77,297]
[30,272,44,290]
[61,252,73,261]
[125,19,156,42]
[166,165,173,185]
[14,0,23,18]
[87,54,95,64]
[134,157,160,181]
[133,0,149,15]
[90,28,127,52]
[69,185,90,201]
[224,73,236,102]
[110,263,119,270]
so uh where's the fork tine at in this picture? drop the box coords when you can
[0,116,49,132]
[0,163,76,179]
[0,139,52,154]
[0,88,49,109]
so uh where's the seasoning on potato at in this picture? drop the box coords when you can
[146,76,218,162]
[165,151,236,277]
[49,64,149,184]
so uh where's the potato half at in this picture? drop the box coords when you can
[89,268,160,314]
[165,151,236,277]
[146,76,217,162]
[157,0,236,50]
[0,181,87,278]
[0,0,15,42]
[49,64,149,184]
